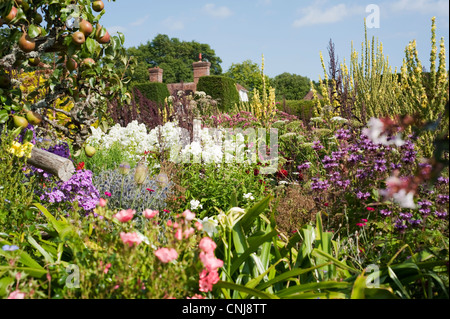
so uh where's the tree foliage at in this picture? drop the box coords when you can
[127,34,223,86]
[0,0,134,149]
[271,72,311,101]
[224,59,270,95]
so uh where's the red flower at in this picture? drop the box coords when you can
[163,209,170,213]
[324,203,329,207]
[276,169,288,179]
[146,188,155,192]
[76,162,85,170]
[366,207,375,211]
[254,168,260,176]
[105,192,112,197]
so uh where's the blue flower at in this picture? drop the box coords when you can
[2,245,19,252]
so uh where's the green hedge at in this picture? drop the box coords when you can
[277,100,323,120]
[197,76,240,112]
[132,82,170,107]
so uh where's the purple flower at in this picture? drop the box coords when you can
[436,194,449,205]
[335,129,351,140]
[311,178,330,191]
[434,211,448,219]
[357,191,371,200]
[298,162,311,171]
[312,141,324,151]
[380,209,392,217]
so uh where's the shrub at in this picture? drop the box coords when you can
[197,76,240,112]
[277,100,317,122]
[132,82,170,108]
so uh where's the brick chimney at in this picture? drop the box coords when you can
[193,61,211,88]
[149,67,163,83]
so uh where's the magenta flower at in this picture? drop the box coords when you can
[105,191,112,197]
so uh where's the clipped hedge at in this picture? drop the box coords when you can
[132,82,170,107]
[197,76,240,112]
[277,100,323,121]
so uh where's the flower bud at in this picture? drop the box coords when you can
[134,163,148,185]
[156,172,169,187]
[119,162,131,175]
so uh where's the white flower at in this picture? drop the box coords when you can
[331,116,348,123]
[190,199,203,211]
[392,189,416,209]
[362,118,405,147]
[200,217,219,237]
[243,193,254,200]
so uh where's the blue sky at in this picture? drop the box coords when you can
[100,0,449,81]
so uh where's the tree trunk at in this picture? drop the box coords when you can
[27,148,75,182]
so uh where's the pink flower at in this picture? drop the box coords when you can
[200,252,224,271]
[356,223,366,227]
[120,232,143,247]
[146,188,155,192]
[98,198,107,207]
[175,228,182,241]
[183,227,195,239]
[199,237,217,253]
[195,221,203,231]
[366,207,375,211]
[104,263,112,274]
[187,294,206,299]
[142,209,158,219]
[105,191,112,197]
[154,248,178,263]
[7,290,25,299]
[163,209,170,213]
[199,269,220,292]
[167,220,173,227]
[182,209,196,221]
[114,209,135,222]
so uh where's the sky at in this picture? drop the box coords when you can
[99,0,450,81]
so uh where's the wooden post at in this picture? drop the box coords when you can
[27,148,75,182]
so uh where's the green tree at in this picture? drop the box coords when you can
[271,72,311,100]
[224,59,270,95]
[0,0,133,150]
[127,34,223,85]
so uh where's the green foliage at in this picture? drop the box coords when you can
[272,72,312,100]
[276,100,317,120]
[127,34,223,85]
[132,82,170,107]
[197,75,240,112]
[0,0,134,150]
[224,59,271,96]
[0,127,36,232]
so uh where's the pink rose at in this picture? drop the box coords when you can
[154,248,178,263]
[182,209,196,221]
[7,290,25,299]
[200,251,224,271]
[120,232,143,247]
[143,209,158,219]
[199,237,217,253]
[114,209,135,222]
[98,198,107,207]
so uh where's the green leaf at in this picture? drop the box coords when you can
[388,266,410,299]
[350,273,367,299]
[0,276,14,297]
[277,281,352,298]
[240,195,273,232]
[0,110,9,124]
[86,37,98,55]
[28,24,40,38]
[311,249,359,273]
[256,262,333,291]
[27,235,55,264]
[230,228,278,275]
[214,280,279,299]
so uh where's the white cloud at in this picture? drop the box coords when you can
[293,3,364,27]
[203,4,233,19]
[106,25,127,35]
[389,0,449,15]
[130,15,150,27]
[162,17,185,31]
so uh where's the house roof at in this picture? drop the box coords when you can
[236,83,249,92]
